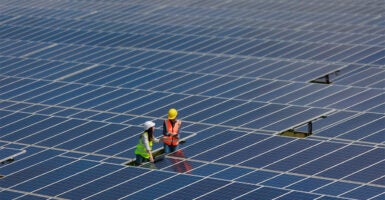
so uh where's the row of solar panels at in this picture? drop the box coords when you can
[3,10,385,48]
[2,1,384,68]
[1,0,384,199]
[0,77,332,135]
[2,107,384,186]
[1,49,384,140]
[1,127,384,199]
[2,23,385,70]
[1,48,384,111]
[2,97,384,146]
[1,151,366,200]
[1,118,384,199]
[173,0,385,17]
[2,71,383,137]
[2,0,385,29]
[0,108,202,159]
[1,58,383,106]
[1,49,384,111]
[3,10,385,47]
[1,45,383,92]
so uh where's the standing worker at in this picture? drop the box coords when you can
[134,121,161,165]
[163,108,182,153]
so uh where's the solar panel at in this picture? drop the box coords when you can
[1,0,385,199]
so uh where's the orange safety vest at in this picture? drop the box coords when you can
[163,119,181,146]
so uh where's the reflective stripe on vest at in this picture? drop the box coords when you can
[134,132,153,158]
[163,119,181,146]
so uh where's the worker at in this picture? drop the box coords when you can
[163,108,182,153]
[134,121,161,166]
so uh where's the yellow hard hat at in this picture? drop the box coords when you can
[168,108,178,119]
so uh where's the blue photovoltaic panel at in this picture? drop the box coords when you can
[157,178,230,200]
[215,136,294,165]
[1,0,384,199]
[11,159,95,192]
[236,187,289,200]
[265,141,345,171]
[59,169,169,199]
[196,182,258,200]
[240,139,321,168]
[34,164,123,196]
[184,162,229,177]
[125,174,201,199]
[288,177,333,192]
[192,134,269,162]
[236,170,278,184]
[212,167,253,180]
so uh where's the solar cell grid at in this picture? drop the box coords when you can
[1,0,385,199]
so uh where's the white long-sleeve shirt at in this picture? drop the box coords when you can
[142,132,160,151]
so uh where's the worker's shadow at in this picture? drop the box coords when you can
[142,149,192,173]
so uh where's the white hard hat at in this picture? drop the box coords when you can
[143,121,155,130]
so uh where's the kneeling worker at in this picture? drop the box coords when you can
[163,108,182,153]
[134,121,161,165]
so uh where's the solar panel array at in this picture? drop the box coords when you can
[1,0,384,199]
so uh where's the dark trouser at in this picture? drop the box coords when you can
[164,144,178,153]
[135,154,149,166]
